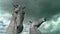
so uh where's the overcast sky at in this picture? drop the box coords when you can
[0,0,60,34]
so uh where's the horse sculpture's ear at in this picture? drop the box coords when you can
[13,4,18,8]
[41,18,46,22]
[44,18,46,21]
[29,21,32,23]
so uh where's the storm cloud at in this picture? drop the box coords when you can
[0,0,60,34]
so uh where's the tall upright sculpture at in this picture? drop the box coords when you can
[29,18,46,34]
[6,5,25,34]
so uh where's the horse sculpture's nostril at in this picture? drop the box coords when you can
[15,11,18,14]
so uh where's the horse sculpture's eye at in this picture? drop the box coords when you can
[15,11,18,14]
[22,12,25,15]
